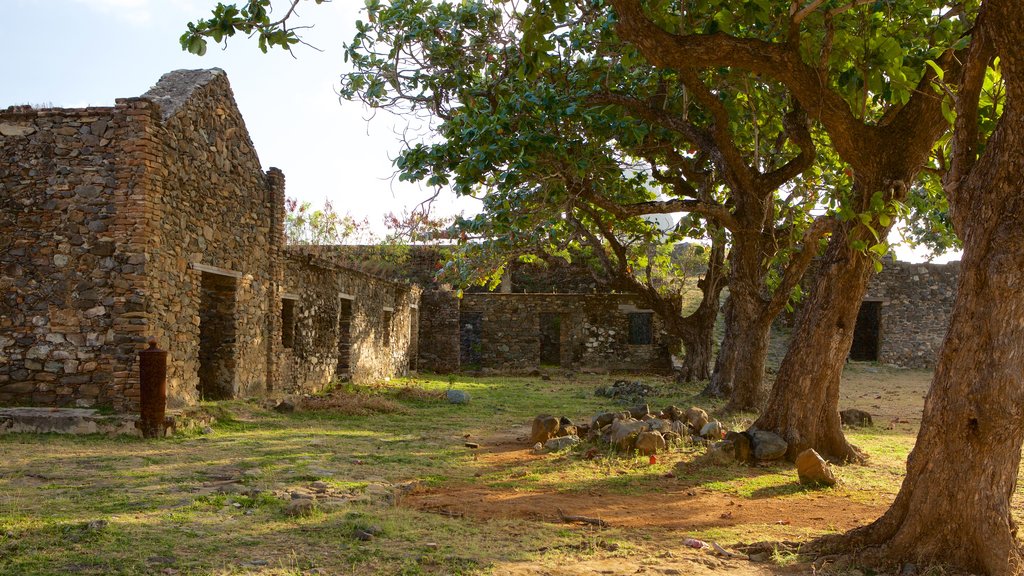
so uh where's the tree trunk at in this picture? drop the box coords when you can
[836,7,1024,570]
[751,225,870,462]
[678,325,715,382]
[705,291,770,412]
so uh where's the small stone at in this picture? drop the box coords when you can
[85,519,108,531]
[724,430,753,463]
[200,426,214,435]
[699,420,725,440]
[445,389,470,405]
[273,400,295,414]
[464,442,479,449]
[310,481,329,493]
[634,431,667,455]
[796,448,837,487]
[285,498,316,517]
[543,435,580,452]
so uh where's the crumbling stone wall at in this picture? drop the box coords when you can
[417,289,461,373]
[865,259,959,368]
[282,250,420,392]
[0,103,153,409]
[140,69,281,406]
[1,68,418,410]
[447,294,671,373]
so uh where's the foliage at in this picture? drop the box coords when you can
[284,197,371,246]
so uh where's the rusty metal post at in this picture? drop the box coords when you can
[139,339,168,439]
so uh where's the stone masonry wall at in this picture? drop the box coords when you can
[282,250,419,392]
[416,289,461,373]
[0,104,153,410]
[458,294,671,373]
[141,70,281,407]
[866,259,959,368]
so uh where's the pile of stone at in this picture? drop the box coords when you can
[594,380,658,404]
[531,404,728,455]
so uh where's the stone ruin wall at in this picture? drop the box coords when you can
[866,259,960,368]
[0,69,420,410]
[140,70,282,407]
[456,293,671,374]
[282,251,419,392]
[416,289,461,373]
[0,103,154,410]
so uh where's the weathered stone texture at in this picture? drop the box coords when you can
[1,69,418,411]
[865,259,959,368]
[281,250,419,392]
[427,294,671,373]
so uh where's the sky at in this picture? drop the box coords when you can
[3,0,958,263]
[3,0,474,235]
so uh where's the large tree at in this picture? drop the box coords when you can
[824,1,1022,572]
[605,0,972,460]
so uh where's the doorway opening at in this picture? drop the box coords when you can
[198,272,238,400]
[336,298,352,378]
[539,313,562,366]
[850,300,882,361]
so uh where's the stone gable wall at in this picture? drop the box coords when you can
[866,259,960,368]
[141,70,280,407]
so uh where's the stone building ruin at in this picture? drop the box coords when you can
[0,69,418,411]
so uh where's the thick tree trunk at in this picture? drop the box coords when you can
[751,226,871,462]
[836,7,1024,570]
[705,291,770,411]
[678,326,715,382]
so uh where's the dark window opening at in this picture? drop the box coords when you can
[628,312,653,345]
[383,310,393,347]
[850,300,882,361]
[281,299,296,349]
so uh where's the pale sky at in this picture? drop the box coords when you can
[3,0,958,262]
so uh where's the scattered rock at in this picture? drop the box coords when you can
[557,416,577,438]
[273,400,295,414]
[532,442,544,454]
[627,403,650,419]
[634,431,667,455]
[660,405,684,421]
[85,519,108,531]
[544,435,580,452]
[595,380,657,403]
[310,481,329,493]
[699,420,725,440]
[796,448,837,487]
[686,407,710,434]
[751,430,788,461]
[464,442,479,449]
[724,430,753,463]
[530,415,560,444]
[591,412,616,430]
[840,408,873,428]
[445,390,471,405]
[706,441,735,465]
[285,498,316,517]
[608,418,646,450]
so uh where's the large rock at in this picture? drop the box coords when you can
[751,430,788,461]
[609,418,646,451]
[635,431,667,455]
[530,415,560,444]
[706,440,735,465]
[557,416,577,438]
[686,407,709,433]
[724,430,753,463]
[796,448,837,487]
[627,403,650,419]
[591,412,616,429]
[660,405,684,422]
[446,390,471,405]
[700,420,725,440]
[840,408,873,428]
[544,435,580,452]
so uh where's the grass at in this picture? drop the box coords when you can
[0,368,985,575]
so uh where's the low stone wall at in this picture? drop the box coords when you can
[282,251,419,392]
[454,293,671,373]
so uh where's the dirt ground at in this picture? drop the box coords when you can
[404,364,937,575]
